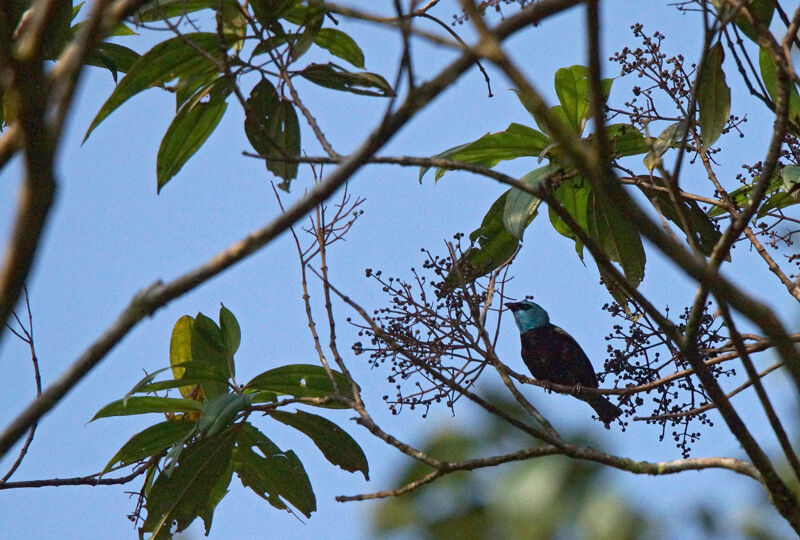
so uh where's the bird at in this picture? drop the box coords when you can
[505,300,622,424]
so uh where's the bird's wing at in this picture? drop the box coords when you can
[549,325,600,388]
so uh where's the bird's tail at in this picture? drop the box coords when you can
[583,394,622,424]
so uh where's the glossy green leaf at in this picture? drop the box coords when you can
[234,423,316,516]
[313,28,365,68]
[442,192,519,293]
[758,47,800,129]
[91,396,201,421]
[102,419,196,474]
[697,43,730,147]
[587,189,646,286]
[141,427,237,537]
[548,175,592,259]
[245,364,355,408]
[643,121,686,171]
[244,78,301,189]
[299,63,394,97]
[84,33,229,141]
[503,165,557,239]
[554,65,591,133]
[290,4,324,61]
[157,99,227,192]
[420,123,550,182]
[174,66,220,110]
[270,410,369,479]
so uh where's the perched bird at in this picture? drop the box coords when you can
[506,300,622,424]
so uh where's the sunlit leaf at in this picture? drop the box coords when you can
[245,364,354,408]
[548,175,591,259]
[643,121,686,171]
[503,165,558,239]
[270,410,369,479]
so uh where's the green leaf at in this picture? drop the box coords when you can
[602,123,649,157]
[299,63,395,97]
[554,65,591,133]
[122,366,172,406]
[758,47,800,129]
[697,42,730,147]
[780,165,800,196]
[707,175,783,217]
[191,313,230,398]
[233,423,316,517]
[441,192,519,293]
[420,123,550,182]
[157,99,227,192]
[84,33,230,141]
[141,427,237,537]
[548,175,592,259]
[313,28,365,68]
[171,315,198,398]
[244,78,301,189]
[270,410,369,479]
[503,165,558,239]
[197,393,250,437]
[134,0,240,23]
[102,419,196,474]
[587,189,646,287]
[91,396,201,421]
[83,42,141,82]
[219,304,241,356]
[250,0,296,27]
[635,179,722,257]
[245,364,355,408]
[643,121,686,171]
[712,0,775,42]
[289,2,324,61]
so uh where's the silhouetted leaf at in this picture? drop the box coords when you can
[84,42,141,82]
[270,410,369,479]
[244,78,301,188]
[588,189,645,286]
[299,63,394,97]
[133,0,240,23]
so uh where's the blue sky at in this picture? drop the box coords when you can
[0,1,797,538]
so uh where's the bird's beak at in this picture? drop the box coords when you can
[505,302,521,311]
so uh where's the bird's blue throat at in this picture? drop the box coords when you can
[507,300,550,332]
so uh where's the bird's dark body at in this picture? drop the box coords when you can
[506,300,622,424]
[519,325,599,388]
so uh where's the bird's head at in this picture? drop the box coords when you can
[505,300,550,332]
